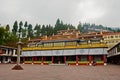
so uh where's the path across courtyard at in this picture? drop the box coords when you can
[0,64,120,80]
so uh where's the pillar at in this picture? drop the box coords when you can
[103,55,107,65]
[8,57,11,63]
[6,49,8,55]
[23,57,25,64]
[26,57,28,61]
[11,57,13,63]
[0,57,1,63]
[52,56,54,64]
[76,55,78,65]
[32,57,34,64]
[42,56,44,63]
[89,55,92,66]
[3,56,6,63]
[64,56,66,64]
[35,56,38,61]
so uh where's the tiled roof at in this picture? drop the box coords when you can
[0,45,16,49]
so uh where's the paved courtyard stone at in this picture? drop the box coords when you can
[0,64,120,80]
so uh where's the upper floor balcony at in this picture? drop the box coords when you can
[22,43,107,51]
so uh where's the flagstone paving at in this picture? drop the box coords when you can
[0,64,120,80]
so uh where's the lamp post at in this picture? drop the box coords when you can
[12,32,23,70]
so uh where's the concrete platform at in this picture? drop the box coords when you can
[0,64,120,80]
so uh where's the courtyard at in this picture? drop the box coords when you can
[0,64,120,80]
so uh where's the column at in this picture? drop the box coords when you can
[6,49,8,55]
[64,56,66,64]
[8,57,11,63]
[89,55,92,66]
[103,55,107,65]
[26,57,28,61]
[42,56,44,64]
[11,49,13,55]
[3,57,6,63]
[35,56,38,61]
[52,56,54,64]
[23,57,25,64]
[76,55,78,65]
[9,50,12,56]
[32,57,34,64]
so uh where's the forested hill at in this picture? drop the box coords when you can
[77,23,120,33]
[0,18,120,47]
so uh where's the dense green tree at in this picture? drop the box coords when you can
[4,32,18,47]
[54,18,61,34]
[23,21,28,37]
[5,24,10,32]
[77,22,82,32]
[19,21,23,33]
[48,24,53,36]
[34,24,41,37]
[27,24,33,37]
[24,21,28,29]
[116,28,120,32]
[45,25,49,36]
[66,24,75,30]
[0,24,18,46]
[12,21,18,34]
[22,28,26,38]
[0,27,5,44]
[41,25,46,36]
[54,19,76,34]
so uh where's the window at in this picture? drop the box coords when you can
[54,42,65,47]
[80,56,88,61]
[93,56,102,61]
[117,44,120,52]
[115,35,118,38]
[44,43,53,47]
[65,41,76,46]
[111,36,113,38]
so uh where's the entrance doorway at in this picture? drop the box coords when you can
[54,56,64,64]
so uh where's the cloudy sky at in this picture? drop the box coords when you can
[0,0,120,28]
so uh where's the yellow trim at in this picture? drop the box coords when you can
[33,61,41,64]
[22,43,107,51]
[24,61,32,64]
[67,61,76,63]
[96,61,104,63]
[43,61,52,64]
[78,61,89,64]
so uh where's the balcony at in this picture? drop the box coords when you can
[22,43,107,51]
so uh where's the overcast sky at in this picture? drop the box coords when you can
[0,0,120,28]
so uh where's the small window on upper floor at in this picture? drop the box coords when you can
[115,35,118,38]
[104,36,107,39]
[111,36,113,38]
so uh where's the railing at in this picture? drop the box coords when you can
[22,43,107,51]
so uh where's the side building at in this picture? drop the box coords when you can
[88,31,120,49]
[107,42,120,64]
[22,29,108,65]
[102,32,120,49]
[0,45,17,63]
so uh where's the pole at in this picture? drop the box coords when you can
[12,33,23,70]
[17,39,21,65]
